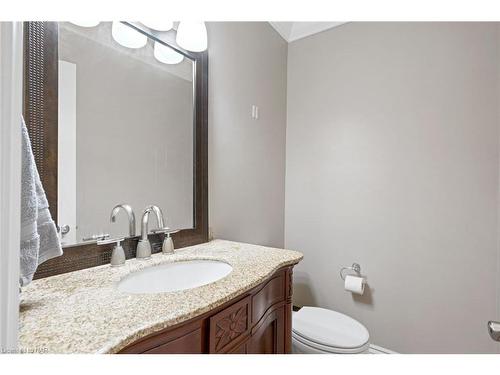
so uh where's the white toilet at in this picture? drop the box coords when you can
[292,306,370,354]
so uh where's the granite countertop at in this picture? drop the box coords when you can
[18,239,303,354]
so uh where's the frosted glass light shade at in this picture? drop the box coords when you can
[111,22,147,49]
[154,42,184,64]
[176,22,207,52]
[143,21,173,31]
[70,21,100,27]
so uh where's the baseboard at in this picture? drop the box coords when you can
[368,344,398,354]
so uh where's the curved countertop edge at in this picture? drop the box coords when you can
[19,239,303,354]
[100,258,301,354]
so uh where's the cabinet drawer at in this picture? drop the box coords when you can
[209,296,251,353]
[251,272,285,324]
[119,320,204,354]
[144,328,203,354]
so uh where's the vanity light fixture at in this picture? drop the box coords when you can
[153,42,184,64]
[69,21,100,28]
[111,21,147,49]
[143,21,174,31]
[176,22,207,52]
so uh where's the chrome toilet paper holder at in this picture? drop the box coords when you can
[340,263,361,280]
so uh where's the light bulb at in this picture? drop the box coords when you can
[143,21,174,31]
[176,22,207,52]
[111,22,147,49]
[153,42,184,64]
[69,21,100,28]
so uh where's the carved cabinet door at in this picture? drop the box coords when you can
[209,296,251,353]
[247,305,285,354]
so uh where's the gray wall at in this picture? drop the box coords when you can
[60,28,194,241]
[285,23,500,353]
[207,22,288,248]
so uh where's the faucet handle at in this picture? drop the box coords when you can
[97,237,125,246]
[82,233,110,242]
[150,228,180,255]
[98,237,126,266]
[150,227,180,235]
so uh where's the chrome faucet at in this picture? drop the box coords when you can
[110,204,136,237]
[136,205,165,259]
[147,205,165,231]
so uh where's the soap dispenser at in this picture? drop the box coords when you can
[97,237,126,266]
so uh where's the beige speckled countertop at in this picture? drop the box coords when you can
[19,240,303,354]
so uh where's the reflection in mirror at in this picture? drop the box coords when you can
[57,22,194,247]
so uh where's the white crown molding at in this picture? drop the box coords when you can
[269,22,347,43]
[268,22,294,41]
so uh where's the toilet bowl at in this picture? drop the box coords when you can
[292,306,370,354]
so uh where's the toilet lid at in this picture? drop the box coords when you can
[292,307,369,349]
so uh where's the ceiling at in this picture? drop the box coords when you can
[269,22,347,43]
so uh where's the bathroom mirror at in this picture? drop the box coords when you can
[23,22,208,277]
[57,22,194,246]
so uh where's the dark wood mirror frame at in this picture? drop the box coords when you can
[23,22,208,279]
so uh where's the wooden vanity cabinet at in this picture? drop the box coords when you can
[119,265,295,354]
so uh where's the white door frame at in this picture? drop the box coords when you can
[0,21,23,352]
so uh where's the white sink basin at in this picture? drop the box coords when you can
[117,260,233,294]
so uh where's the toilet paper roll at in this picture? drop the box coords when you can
[344,275,365,295]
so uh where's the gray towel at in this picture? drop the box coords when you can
[20,117,62,286]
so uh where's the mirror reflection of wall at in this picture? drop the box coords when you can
[57,22,194,247]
